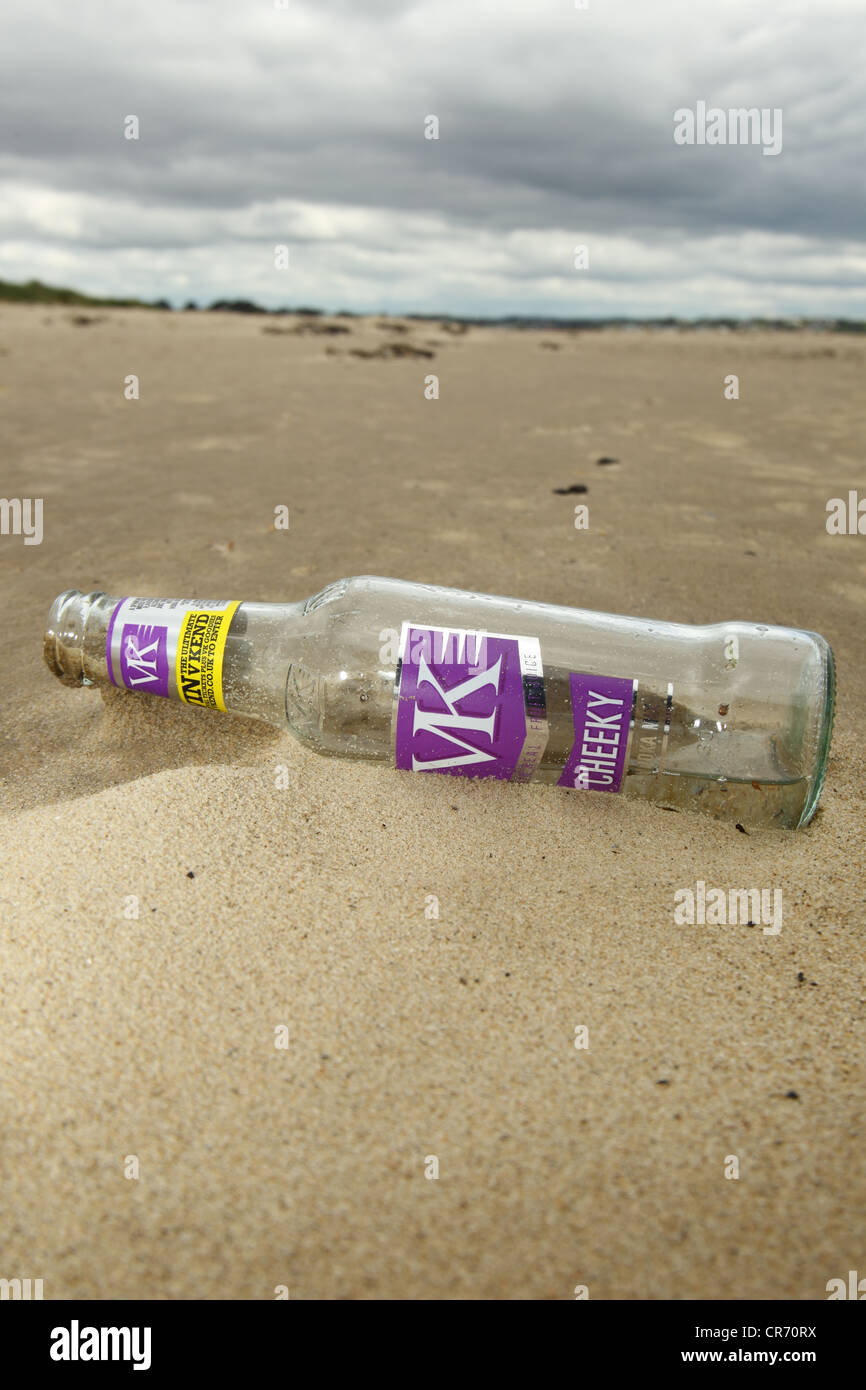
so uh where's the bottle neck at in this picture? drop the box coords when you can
[44,591,120,688]
[44,592,309,730]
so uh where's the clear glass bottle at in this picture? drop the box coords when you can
[44,575,835,828]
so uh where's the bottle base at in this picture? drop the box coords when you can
[796,637,836,828]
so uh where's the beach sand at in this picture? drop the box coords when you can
[1,304,864,1299]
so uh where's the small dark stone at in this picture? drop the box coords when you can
[797,971,806,982]
[735,823,748,834]
[657,1078,671,1086]
[186,870,195,878]
[785,1089,799,1099]
[596,456,619,465]
[552,483,588,494]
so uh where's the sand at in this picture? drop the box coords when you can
[1,304,864,1299]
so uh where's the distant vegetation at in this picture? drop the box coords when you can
[0,277,165,308]
[1,277,864,332]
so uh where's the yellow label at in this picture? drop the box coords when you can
[176,602,240,711]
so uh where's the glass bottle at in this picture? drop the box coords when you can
[44,575,835,828]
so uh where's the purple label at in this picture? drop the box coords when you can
[558,672,635,793]
[395,626,535,780]
[118,622,169,696]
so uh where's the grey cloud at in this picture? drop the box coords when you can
[0,0,863,312]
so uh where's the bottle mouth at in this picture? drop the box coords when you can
[797,637,836,828]
[44,589,97,686]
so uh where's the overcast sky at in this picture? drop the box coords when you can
[1,0,863,316]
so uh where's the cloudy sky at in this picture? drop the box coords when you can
[1,0,863,316]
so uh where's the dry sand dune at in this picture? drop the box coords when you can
[1,304,864,1298]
